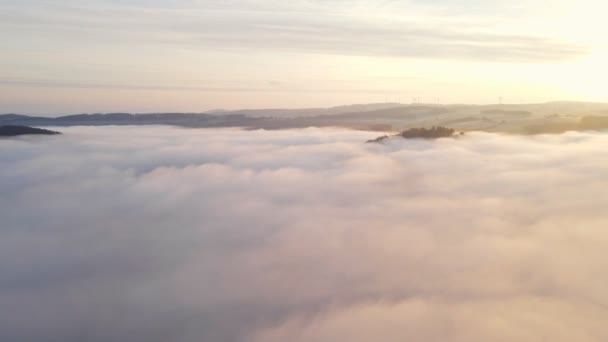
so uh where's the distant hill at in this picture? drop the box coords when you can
[0,125,61,137]
[2,102,608,134]
[227,103,406,118]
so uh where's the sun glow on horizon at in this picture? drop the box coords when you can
[0,0,606,113]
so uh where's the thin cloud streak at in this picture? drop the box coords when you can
[0,78,404,94]
[0,1,587,62]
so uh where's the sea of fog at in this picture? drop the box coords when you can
[1,126,608,342]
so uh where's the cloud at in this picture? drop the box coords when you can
[0,0,586,62]
[0,77,400,94]
[1,126,608,341]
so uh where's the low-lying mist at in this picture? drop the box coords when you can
[1,126,608,342]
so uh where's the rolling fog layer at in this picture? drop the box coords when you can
[1,126,608,342]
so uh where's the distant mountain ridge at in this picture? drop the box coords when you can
[3,102,608,134]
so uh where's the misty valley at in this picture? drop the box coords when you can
[3,0,608,340]
[2,125,608,341]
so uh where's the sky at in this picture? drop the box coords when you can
[2,126,608,341]
[1,0,607,114]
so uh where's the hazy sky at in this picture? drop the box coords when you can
[1,0,607,114]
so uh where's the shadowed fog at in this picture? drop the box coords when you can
[1,126,608,341]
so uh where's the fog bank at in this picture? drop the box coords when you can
[1,126,608,341]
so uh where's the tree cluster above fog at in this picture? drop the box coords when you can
[367,126,459,143]
[0,125,61,136]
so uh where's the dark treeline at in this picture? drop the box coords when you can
[367,126,459,143]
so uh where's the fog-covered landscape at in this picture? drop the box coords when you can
[2,126,608,341]
[3,0,608,340]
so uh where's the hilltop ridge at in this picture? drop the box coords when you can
[2,102,608,134]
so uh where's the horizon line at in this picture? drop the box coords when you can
[3,100,608,117]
